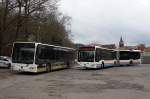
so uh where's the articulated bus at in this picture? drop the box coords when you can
[118,50,141,65]
[77,46,116,69]
[11,42,75,73]
[77,46,141,69]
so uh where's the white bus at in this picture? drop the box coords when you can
[118,50,141,65]
[77,46,116,69]
[11,42,75,73]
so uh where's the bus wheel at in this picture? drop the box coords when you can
[129,61,133,66]
[67,61,70,68]
[101,63,104,69]
[8,63,11,69]
[46,64,51,72]
[114,61,117,66]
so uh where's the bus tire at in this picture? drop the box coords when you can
[67,61,70,68]
[101,62,104,69]
[8,63,11,69]
[114,61,117,66]
[129,61,133,66]
[46,64,51,72]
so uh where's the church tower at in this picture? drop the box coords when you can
[119,36,124,48]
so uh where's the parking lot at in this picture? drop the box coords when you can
[0,64,150,99]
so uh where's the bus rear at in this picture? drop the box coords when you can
[77,46,97,69]
[119,50,141,65]
[131,51,141,64]
[11,42,38,72]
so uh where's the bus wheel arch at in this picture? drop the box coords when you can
[67,61,70,68]
[46,64,51,72]
[8,63,11,69]
[101,62,104,69]
[114,61,117,66]
[129,60,133,65]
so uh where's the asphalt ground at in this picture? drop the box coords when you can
[0,64,150,99]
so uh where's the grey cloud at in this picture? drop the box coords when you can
[59,0,150,45]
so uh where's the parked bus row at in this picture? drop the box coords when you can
[10,42,141,73]
[77,46,141,69]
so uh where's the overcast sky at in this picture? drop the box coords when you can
[59,0,150,46]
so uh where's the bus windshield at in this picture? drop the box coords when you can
[78,51,94,62]
[12,43,35,64]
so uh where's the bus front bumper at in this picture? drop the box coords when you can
[77,62,98,69]
[11,64,38,73]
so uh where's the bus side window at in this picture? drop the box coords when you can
[36,45,54,64]
[95,49,101,62]
[120,51,129,60]
[112,51,116,59]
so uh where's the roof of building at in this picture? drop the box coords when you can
[144,48,150,52]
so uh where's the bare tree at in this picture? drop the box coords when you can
[0,0,74,55]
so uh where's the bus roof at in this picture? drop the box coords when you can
[79,45,141,52]
[116,49,141,52]
[95,46,116,51]
[13,42,75,50]
[79,46,116,51]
